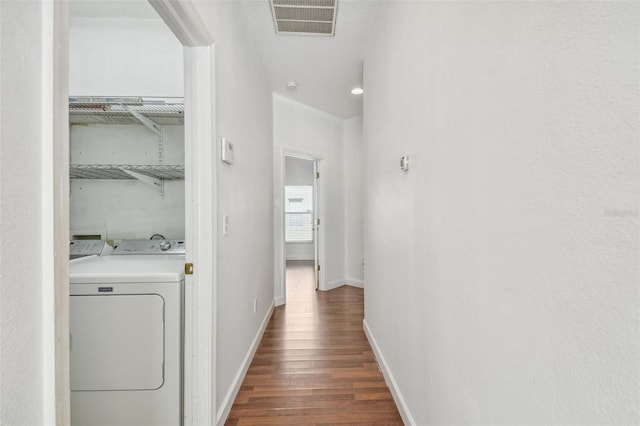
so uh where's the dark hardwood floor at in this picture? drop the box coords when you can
[225,260,403,425]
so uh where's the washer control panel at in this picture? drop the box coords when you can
[112,240,185,255]
[70,240,114,259]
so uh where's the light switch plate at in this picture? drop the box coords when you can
[223,214,230,236]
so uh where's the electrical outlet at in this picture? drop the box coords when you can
[223,214,230,236]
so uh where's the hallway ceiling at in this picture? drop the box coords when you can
[69,0,158,19]
[70,0,379,119]
[242,0,380,119]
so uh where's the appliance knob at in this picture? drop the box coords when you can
[159,241,172,251]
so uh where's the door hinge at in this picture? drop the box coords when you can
[317,264,321,271]
[185,263,194,275]
[315,171,320,179]
[316,218,320,226]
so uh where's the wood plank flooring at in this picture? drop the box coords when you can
[225,261,403,425]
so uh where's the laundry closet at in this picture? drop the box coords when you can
[67,9,188,426]
[68,11,185,243]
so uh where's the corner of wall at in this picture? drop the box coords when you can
[362,319,415,425]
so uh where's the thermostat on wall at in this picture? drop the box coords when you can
[221,137,234,165]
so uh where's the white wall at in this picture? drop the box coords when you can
[69,124,185,240]
[190,1,274,420]
[285,156,315,260]
[69,16,185,240]
[0,2,52,424]
[69,17,183,97]
[343,117,364,286]
[363,2,639,425]
[273,93,345,296]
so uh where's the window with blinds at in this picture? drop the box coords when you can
[285,185,313,242]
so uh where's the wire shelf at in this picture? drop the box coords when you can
[69,97,184,126]
[70,165,185,181]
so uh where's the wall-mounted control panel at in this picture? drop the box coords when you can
[221,137,234,165]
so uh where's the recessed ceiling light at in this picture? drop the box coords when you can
[351,87,364,95]
[287,81,298,90]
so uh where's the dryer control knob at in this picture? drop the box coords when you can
[159,241,172,251]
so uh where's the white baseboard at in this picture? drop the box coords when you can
[274,296,285,307]
[326,279,344,291]
[216,302,275,425]
[363,319,416,426]
[324,278,363,291]
[285,255,315,261]
[345,278,364,288]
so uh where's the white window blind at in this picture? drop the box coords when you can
[285,185,313,242]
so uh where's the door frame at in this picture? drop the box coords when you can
[52,2,217,424]
[274,147,327,305]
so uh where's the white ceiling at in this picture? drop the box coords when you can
[69,0,159,19]
[69,0,379,119]
[243,0,379,119]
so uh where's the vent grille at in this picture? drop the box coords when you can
[270,0,337,36]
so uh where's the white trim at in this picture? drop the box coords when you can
[326,279,345,291]
[146,3,218,425]
[363,319,416,426]
[183,45,216,426]
[275,296,285,307]
[216,302,275,425]
[345,278,364,288]
[48,2,71,424]
[149,0,214,47]
[286,254,315,261]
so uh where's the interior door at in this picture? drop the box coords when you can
[313,160,319,291]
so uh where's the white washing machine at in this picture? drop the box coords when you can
[69,240,185,426]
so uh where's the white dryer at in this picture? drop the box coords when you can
[69,240,185,426]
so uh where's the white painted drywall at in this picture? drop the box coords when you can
[68,16,185,240]
[343,117,364,285]
[69,17,183,97]
[285,155,315,260]
[273,94,345,296]
[1,2,50,424]
[190,2,274,420]
[363,2,639,424]
[69,124,185,240]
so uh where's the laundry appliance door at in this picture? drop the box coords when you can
[70,294,165,391]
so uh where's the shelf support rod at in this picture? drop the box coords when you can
[120,168,165,195]
[124,106,162,136]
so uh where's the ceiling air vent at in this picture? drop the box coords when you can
[270,0,338,36]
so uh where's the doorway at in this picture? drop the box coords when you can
[277,150,326,304]
[284,155,319,298]
[52,2,216,424]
